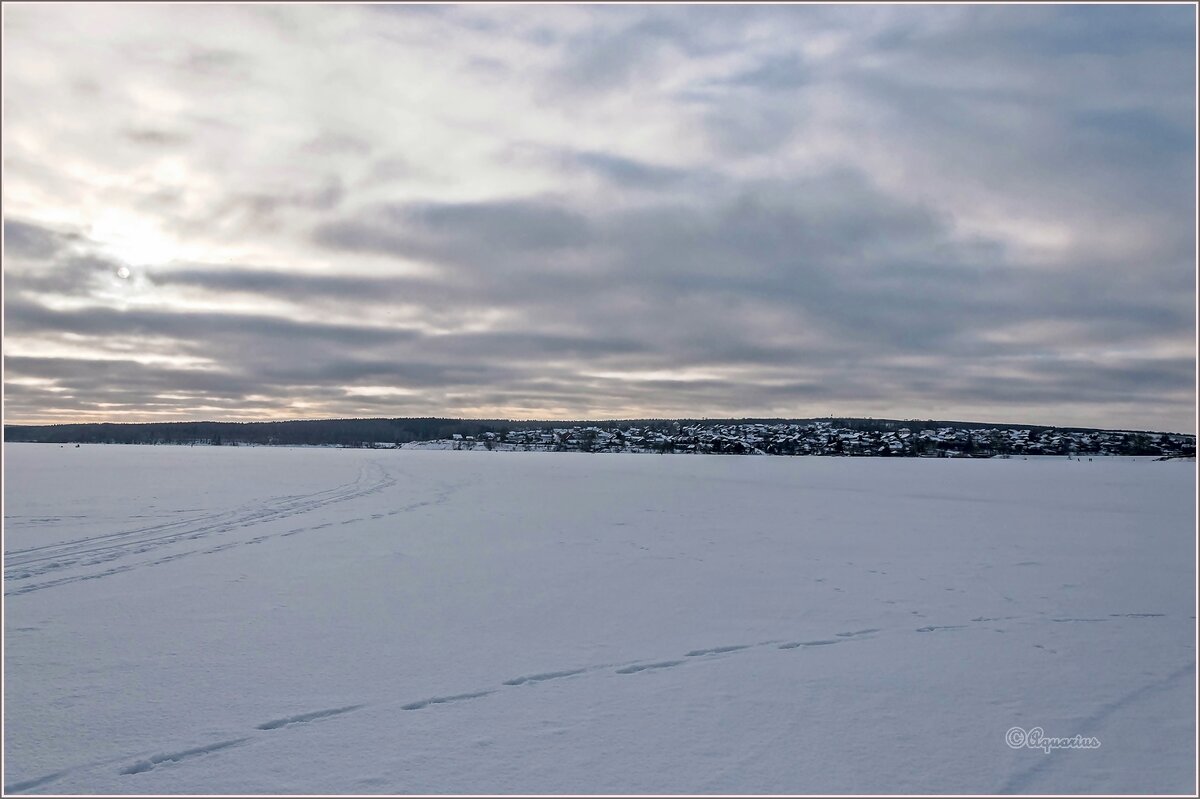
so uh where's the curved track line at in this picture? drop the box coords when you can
[6,461,397,596]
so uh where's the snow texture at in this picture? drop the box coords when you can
[3,444,1195,794]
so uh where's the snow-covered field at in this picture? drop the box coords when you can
[3,444,1195,794]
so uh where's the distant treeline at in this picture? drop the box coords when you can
[3,416,1188,447]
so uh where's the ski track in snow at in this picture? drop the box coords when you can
[4,611,1176,794]
[3,463,469,597]
[4,462,395,592]
[998,661,1196,793]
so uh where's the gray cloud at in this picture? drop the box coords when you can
[123,128,190,147]
[306,175,1191,359]
[2,4,1194,431]
[722,53,809,91]
[553,15,686,95]
[572,151,691,188]
[5,299,420,353]
[5,218,73,258]
[4,219,128,297]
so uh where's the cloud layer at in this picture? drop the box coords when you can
[3,4,1195,430]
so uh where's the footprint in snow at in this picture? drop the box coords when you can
[503,669,586,686]
[401,691,493,711]
[119,738,250,775]
[779,639,840,649]
[1050,618,1107,623]
[686,645,750,656]
[5,770,73,794]
[256,705,363,730]
[615,660,684,674]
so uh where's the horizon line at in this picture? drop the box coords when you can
[3,414,1195,437]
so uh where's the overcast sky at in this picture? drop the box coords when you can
[3,3,1196,431]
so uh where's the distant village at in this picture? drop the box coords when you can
[403,421,1196,459]
[8,417,1195,457]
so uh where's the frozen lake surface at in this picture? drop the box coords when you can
[3,444,1195,794]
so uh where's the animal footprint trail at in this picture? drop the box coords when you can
[835,628,880,638]
[503,669,587,686]
[4,752,140,794]
[779,639,840,649]
[31,615,1100,786]
[1050,617,1108,623]
[4,769,72,794]
[686,644,750,656]
[18,612,1116,789]
[119,738,250,776]
[401,690,493,711]
[616,660,684,674]
[256,705,363,730]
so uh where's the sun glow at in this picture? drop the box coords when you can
[89,211,179,268]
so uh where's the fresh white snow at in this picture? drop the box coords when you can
[3,444,1196,794]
